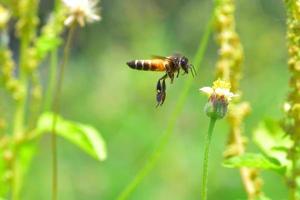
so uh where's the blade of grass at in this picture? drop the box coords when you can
[116,11,214,200]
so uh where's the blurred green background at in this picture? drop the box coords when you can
[23,0,288,199]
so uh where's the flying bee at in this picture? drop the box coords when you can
[126,53,196,106]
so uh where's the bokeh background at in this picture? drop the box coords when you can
[22,0,288,199]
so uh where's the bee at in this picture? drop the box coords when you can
[126,53,196,106]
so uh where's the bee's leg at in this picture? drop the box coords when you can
[167,71,174,83]
[156,78,167,107]
[156,80,166,107]
[156,80,162,107]
[176,69,180,78]
[160,79,166,105]
[159,73,168,81]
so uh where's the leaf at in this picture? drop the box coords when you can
[223,153,284,172]
[35,112,107,161]
[253,119,292,169]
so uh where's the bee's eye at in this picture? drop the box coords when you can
[180,58,188,66]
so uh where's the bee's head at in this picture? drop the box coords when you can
[180,56,196,76]
[179,56,189,73]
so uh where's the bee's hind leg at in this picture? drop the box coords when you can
[160,79,166,105]
[159,74,168,81]
[156,77,167,107]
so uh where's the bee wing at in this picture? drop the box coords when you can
[151,55,171,61]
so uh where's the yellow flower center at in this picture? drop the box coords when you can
[212,79,231,90]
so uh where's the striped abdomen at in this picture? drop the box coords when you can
[126,59,167,71]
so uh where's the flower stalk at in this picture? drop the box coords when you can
[50,0,101,199]
[283,1,300,199]
[12,1,39,199]
[201,117,216,200]
[51,23,76,200]
[213,0,263,199]
[200,79,237,200]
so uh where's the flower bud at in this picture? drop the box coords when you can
[204,94,228,119]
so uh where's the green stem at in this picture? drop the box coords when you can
[116,12,214,200]
[13,40,28,137]
[201,117,216,200]
[288,139,299,200]
[44,50,58,111]
[44,0,62,112]
[51,24,76,200]
[12,38,29,200]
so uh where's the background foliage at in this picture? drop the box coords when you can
[2,0,289,199]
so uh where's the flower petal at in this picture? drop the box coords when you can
[199,87,214,96]
[227,92,238,101]
[64,15,74,26]
[215,88,230,97]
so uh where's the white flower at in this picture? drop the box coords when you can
[0,5,10,29]
[200,79,237,102]
[199,79,237,119]
[283,102,291,112]
[62,0,101,27]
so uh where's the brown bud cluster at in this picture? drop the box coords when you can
[285,1,300,137]
[0,49,24,101]
[214,0,243,92]
[284,2,300,198]
[15,0,39,42]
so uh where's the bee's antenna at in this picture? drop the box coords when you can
[190,64,196,77]
[190,68,195,77]
[193,65,197,75]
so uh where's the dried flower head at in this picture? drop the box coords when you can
[62,0,101,27]
[200,79,237,119]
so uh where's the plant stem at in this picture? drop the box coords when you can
[44,50,58,111]
[201,117,216,200]
[12,37,29,200]
[283,1,300,198]
[51,24,76,200]
[13,40,28,138]
[116,12,214,200]
[289,140,298,200]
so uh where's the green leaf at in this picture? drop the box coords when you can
[35,112,107,161]
[253,119,292,168]
[223,153,284,172]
